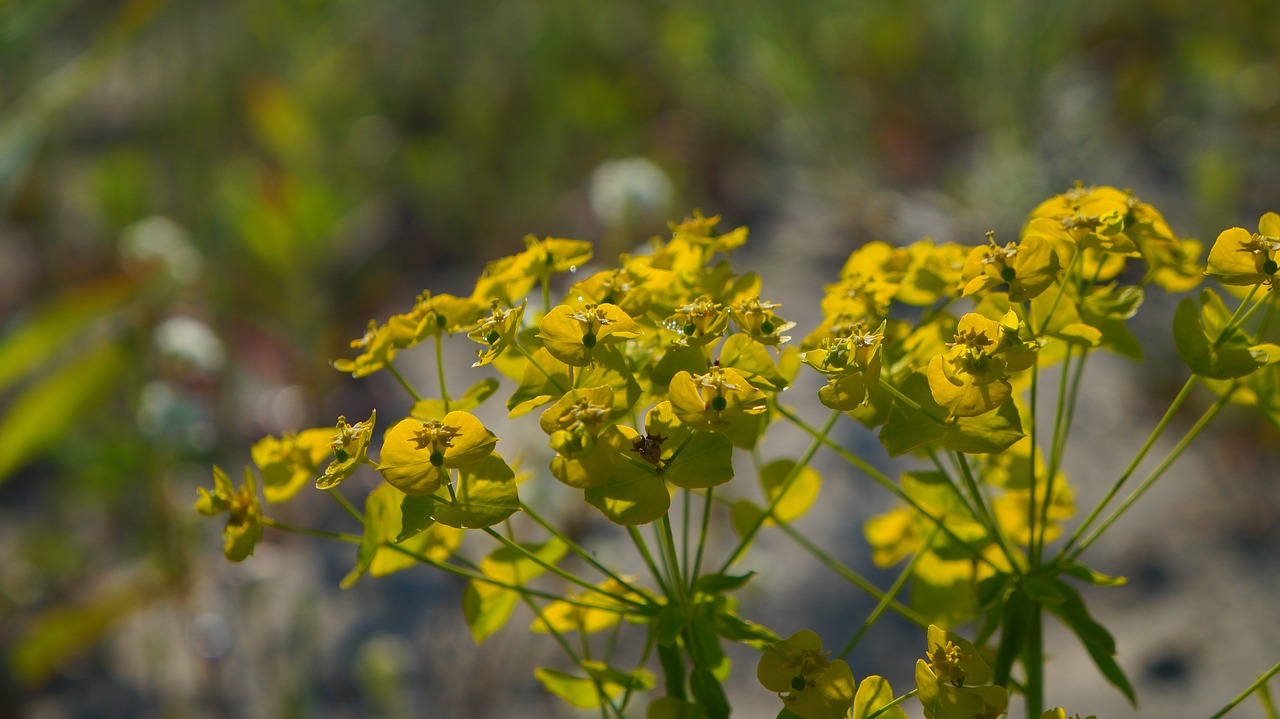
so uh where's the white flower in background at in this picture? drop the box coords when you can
[153,315,225,373]
[589,157,672,229]
[119,216,203,285]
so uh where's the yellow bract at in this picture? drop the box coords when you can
[537,303,641,367]
[757,629,856,719]
[195,466,262,562]
[378,412,498,495]
[1207,213,1280,287]
[668,366,766,431]
[251,427,333,503]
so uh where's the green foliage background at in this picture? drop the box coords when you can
[3,0,1280,716]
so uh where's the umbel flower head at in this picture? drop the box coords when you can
[195,466,262,562]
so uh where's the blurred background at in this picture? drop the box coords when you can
[3,0,1280,717]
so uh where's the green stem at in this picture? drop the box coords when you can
[776,521,928,628]
[777,404,1001,572]
[681,489,692,588]
[691,488,714,583]
[838,526,939,659]
[865,689,918,719]
[659,514,688,606]
[385,361,424,403]
[434,334,450,413]
[954,451,1021,572]
[1058,374,1198,558]
[877,377,949,425]
[327,487,364,524]
[386,544,618,610]
[1067,383,1236,561]
[514,342,569,394]
[481,527,645,608]
[1207,658,1280,719]
[261,517,361,544]
[627,526,672,600]
[517,593,626,719]
[521,502,645,596]
[719,410,840,571]
[1035,344,1074,560]
[1026,332,1041,567]
[1024,605,1043,719]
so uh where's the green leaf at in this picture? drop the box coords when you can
[664,430,734,489]
[342,482,396,588]
[719,333,789,392]
[1174,290,1267,379]
[0,341,127,485]
[535,662,655,709]
[693,572,755,595]
[879,374,949,456]
[853,675,907,719]
[708,603,779,648]
[688,613,729,679]
[584,460,670,525]
[992,587,1030,687]
[655,603,686,647]
[944,399,1024,455]
[1043,579,1137,706]
[1060,562,1127,587]
[462,580,518,643]
[432,453,520,529]
[690,667,731,719]
[397,494,438,542]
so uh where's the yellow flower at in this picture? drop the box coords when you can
[378,412,498,495]
[468,300,525,367]
[470,236,593,305]
[387,291,484,348]
[196,466,262,562]
[927,314,1013,417]
[668,366,767,431]
[664,295,729,347]
[961,232,1061,302]
[729,296,796,346]
[537,302,641,367]
[251,427,334,503]
[757,630,857,719]
[669,211,749,254]
[1206,212,1280,288]
[801,321,885,410]
[916,625,1005,719]
[571,266,653,318]
[333,320,397,377]
[316,411,376,490]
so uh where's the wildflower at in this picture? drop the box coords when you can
[757,630,856,719]
[537,302,640,367]
[801,321,885,410]
[729,296,796,346]
[961,231,1060,302]
[1206,212,1280,288]
[916,625,1005,719]
[333,320,397,377]
[468,300,525,367]
[668,366,767,431]
[669,211,748,254]
[316,411,376,490]
[664,295,728,347]
[378,411,498,495]
[251,427,334,502]
[387,291,484,348]
[195,466,262,562]
[927,314,1015,417]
